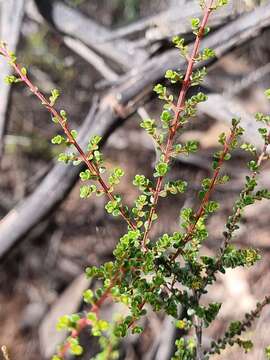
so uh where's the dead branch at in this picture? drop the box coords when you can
[117,2,270,93]
[103,1,242,45]
[0,83,145,258]
[29,0,148,69]
[198,94,264,148]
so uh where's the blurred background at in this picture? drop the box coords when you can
[0,0,270,359]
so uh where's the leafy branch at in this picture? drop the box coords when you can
[140,0,216,251]
[1,1,270,360]
[0,43,136,231]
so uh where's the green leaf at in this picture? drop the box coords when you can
[87,312,97,322]
[200,48,216,61]
[105,196,122,216]
[265,345,270,359]
[51,135,65,145]
[185,140,199,154]
[224,153,231,161]
[87,135,102,151]
[241,143,256,155]
[265,89,270,99]
[21,67,27,76]
[172,36,188,57]
[190,67,207,86]
[153,84,167,99]
[83,289,94,304]
[155,162,169,177]
[69,338,83,356]
[80,185,96,199]
[205,201,219,214]
[248,160,259,172]
[236,339,253,353]
[58,153,73,163]
[60,109,68,123]
[49,88,60,105]
[5,75,21,84]
[80,169,92,181]
[71,129,78,139]
[161,110,172,128]
[132,326,143,334]
[56,315,70,331]
[165,69,183,84]
[140,118,156,134]
[133,174,149,191]
[191,17,200,32]
[109,168,125,186]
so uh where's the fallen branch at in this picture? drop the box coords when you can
[198,94,264,148]
[117,2,270,92]
[29,0,148,69]
[0,76,147,258]
[104,1,241,45]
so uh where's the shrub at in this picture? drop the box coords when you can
[1,1,270,359]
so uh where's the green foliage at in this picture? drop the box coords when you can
[56,314,81,331]
[222,246,261,268]
[154,161,169,177]
[165,69,184,84]
[172,36,189,58]
[105,196,122,216]
[69,337,83,356]
[88,135,102,152]
[172,338,196,360]
[265,345,270,359]
[5,75,22,84]
[51,135,65,145]
[80,185,96,199]
[49,88,60,105]
[1,1,270,360]
[264,88,270,99]
[191,18,201,35]
[109,168,125,187]
[191,67,207,86]
[196,48,216,61]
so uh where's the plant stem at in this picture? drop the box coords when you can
[201,127,270,290]
[141,0,215,250]
[170,129,236,262]
[195,320,203,360]
[0,45,136,231]
[206,295,270,356]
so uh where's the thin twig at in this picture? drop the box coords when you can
[0,45,136,231]
[170,129,237,261]
[202,126,270,288]
[141,0,215,251]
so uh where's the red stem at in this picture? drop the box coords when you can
[0,46,136,231]
[171,130,236,261]
[141,0,215,250]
